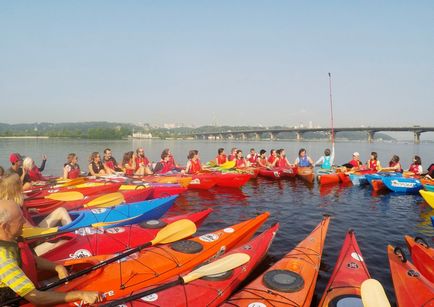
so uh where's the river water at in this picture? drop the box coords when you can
[1,138,433,306]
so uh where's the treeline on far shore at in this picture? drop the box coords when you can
[0,122,396,141]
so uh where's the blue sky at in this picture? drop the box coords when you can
[1,1,433,128]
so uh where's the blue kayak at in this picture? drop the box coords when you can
[381,177,422,194]
[424,183,434,192]
[57,195,177,231]
[349,173,368,186]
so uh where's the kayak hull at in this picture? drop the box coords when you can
[405,235,434,283]
[382,177,423,193]
[420,190,434,209]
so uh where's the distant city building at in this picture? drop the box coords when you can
[131,132,153,139]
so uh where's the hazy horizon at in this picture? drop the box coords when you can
[1,2,433,128]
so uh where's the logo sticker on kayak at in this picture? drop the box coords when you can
[70,249,92,259]
[248,303,267,307]
[48,189,60,193]
[75,227,104,236]
[223,227,235,233]
[106,227,125,234]
[91,208,107,214]
[190,178,201,184]
[390,180,416,188]
[140,293,159,302]
[351,252,364,262]
[199,233,220,242]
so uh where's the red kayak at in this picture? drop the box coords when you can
[388,245,434,306]
[32,209,213,261]
[117,223,279,306]
[337,172,352,184]
[214,173,251,188]
[150,185,187,198]
[318,230,371,306]
[317,173,340,185]
[405,235,434,283]
[23,189,154,215]
[258,168,283,179]
[187,174,217,190]
[24,183,121,200]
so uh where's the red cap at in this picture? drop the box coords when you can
[10,153,22,164]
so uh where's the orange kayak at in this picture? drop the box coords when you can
[52,212,270,303]
[223,215,330,307]
[317,173,340,185]
[388,245,434,306]
[318,230,371,306]
[297,167,314,184]
[405,235,434,283]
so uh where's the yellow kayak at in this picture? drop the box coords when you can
[420,190,434,209]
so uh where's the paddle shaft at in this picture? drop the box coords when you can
[328,72,335,144]
[102,277,182,307]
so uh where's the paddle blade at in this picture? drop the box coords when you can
[45,191,84,201]
[221,161,236,169]
[182,253,250,284]
[84,192,125,208]
[361,279,391,307]
[91,215,138,228]
[151,219,197,245]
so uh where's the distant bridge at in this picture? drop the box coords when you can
[190,127,434,144]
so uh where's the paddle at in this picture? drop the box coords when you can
[83,192,125,208]
[101,253,251,307]
[44,191,84,201]
[361,279,391,307]
[220,161,236,169]
[3,219,198,306]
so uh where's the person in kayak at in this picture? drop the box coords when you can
[88,152,109,177]
[276,149,292,168]
[424,163,434,179]
[0,199,101,305]
[0,166,4,178]
[228,147,237,161]
[315,146,335,172]
[103,148,123,173]
[121,151,145,176]
[235,150,249,168]
[153,152,175,174]
[185,150,202,174]
[366,151,381,171]
[246,148,258,167]
[267,149,278,167]
[22,155,48,182]
[162,148,183,172]
[215,148,227,165]
[381,155,403,172]
[256,150,268,168]
[63,153,81,179]
[341,152,363,171]
[8,153,32,191]
[294,148,314,168]
[135,147,153,175]
[407,155,423,176]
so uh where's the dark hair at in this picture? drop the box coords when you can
[89,152,100,162]
[122,151,134,165]
[324,148,331,156]
[218,148,224,155]
[0,166,4,177]
[270,149,276,155]
[162,148,170,155]
[188,150,198,160]
[67,153,77,163]
[414,155,421,165]
[231,147,237,153]
[161,152,169,160]
[236,149,243,156]
[390,155,400,163]
[260,149,266,155]
[104,148,111,154]
[371,152,378,160]
[250,148,255,152]
[298,148,306,156]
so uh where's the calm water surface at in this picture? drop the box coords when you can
[1,139,433,306]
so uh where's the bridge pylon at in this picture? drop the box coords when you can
[367,131,375,143]
[414,131,421,144]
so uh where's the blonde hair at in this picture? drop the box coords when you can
[0,173,24,206]
[23,157,34,171]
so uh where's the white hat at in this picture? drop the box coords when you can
[353,152,360,156]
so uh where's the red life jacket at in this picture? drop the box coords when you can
[235,158,247,168]
[124,163,134,176]
[135,156,150,171]
[216,154,227,165]
[389,161,403,172]
[268,155,276,164]
[248,154,257,164]
[349,159,361,168]
[28,166,44,181]
[408,163,421,175]
[188,159,202,174]
[368,159,378,170]
[277,157,289,168]
[228,154,236,161]
[258,157,267,167]
[156,160,173,174]
[65,163,80,179]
